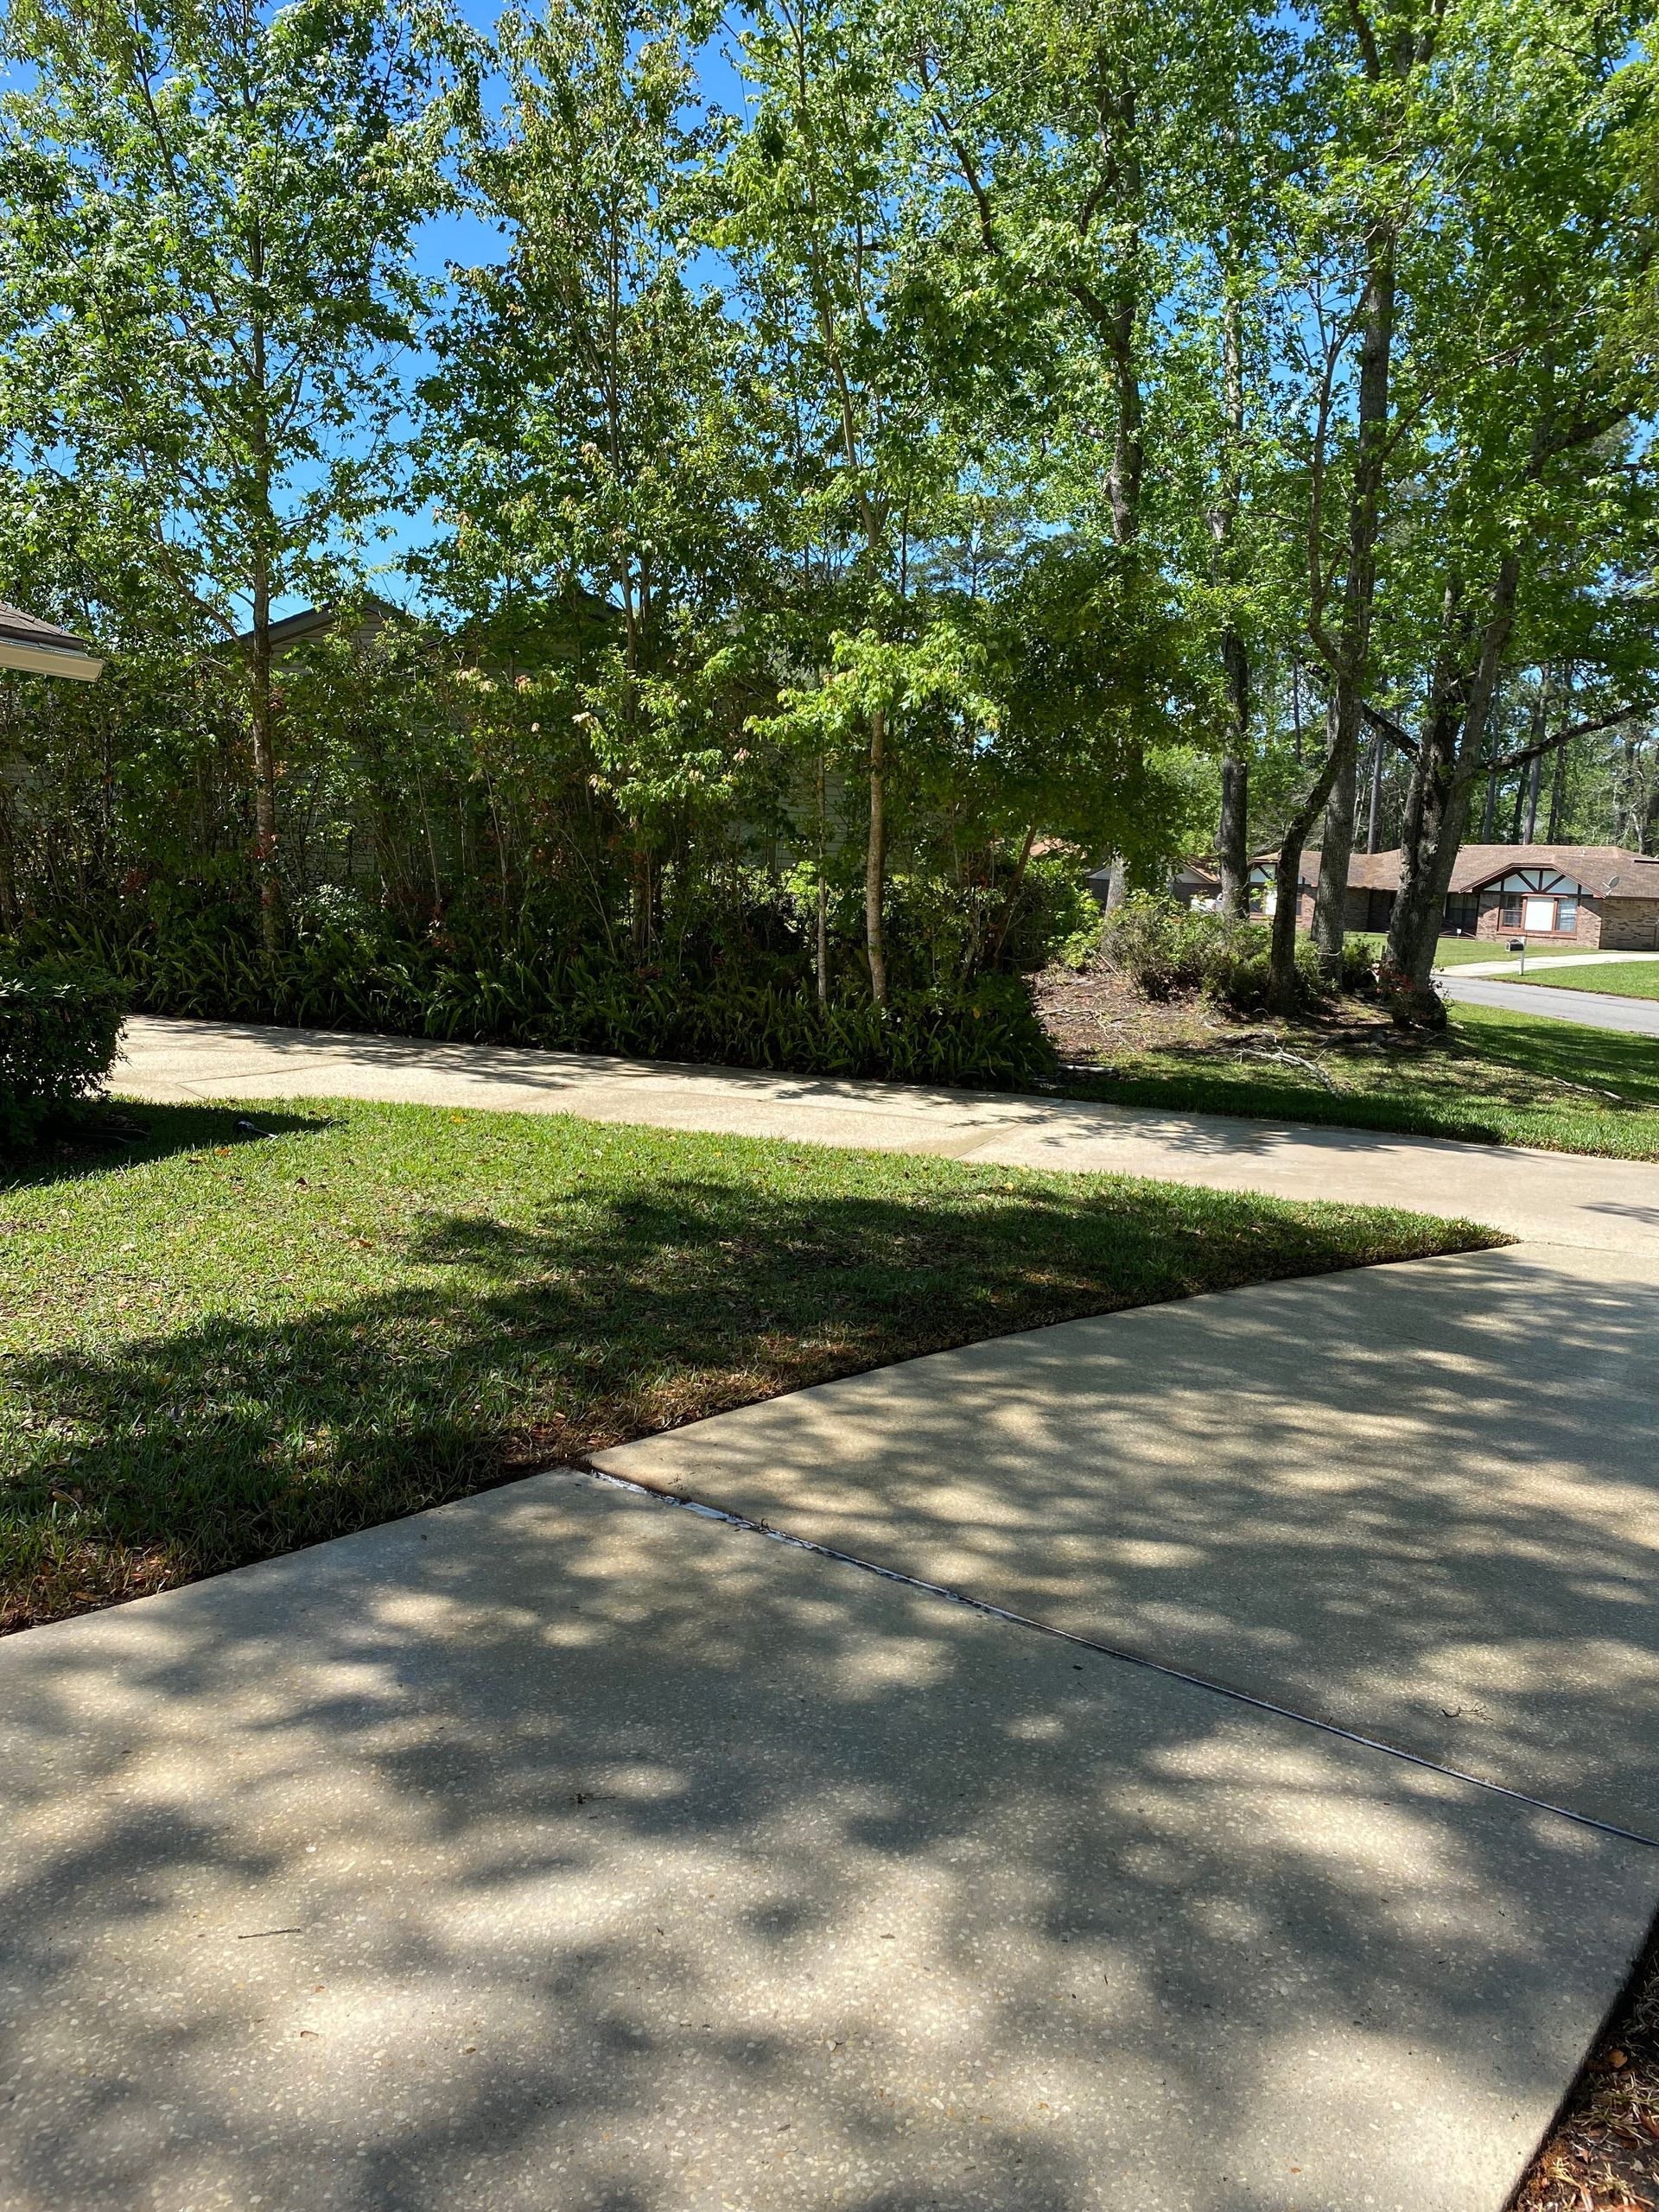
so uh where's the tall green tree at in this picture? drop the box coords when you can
[1368,0,1657,990]
[0,0,454,947]
[422,0,755,953]
[719,0,962,1001]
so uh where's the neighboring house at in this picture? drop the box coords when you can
[1276,844,1659,950]
[232,601,394,658]
[236,590,619,671]
[1084,857,1221,909]
[0,603,103,682]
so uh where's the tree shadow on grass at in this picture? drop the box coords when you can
[1,1170,1487,1630]
[1446,1008,1659,1109]
[1,1102,332,1192]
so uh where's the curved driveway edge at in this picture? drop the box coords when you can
[1439,973,1659,1033]
[3,1471,1653,2212]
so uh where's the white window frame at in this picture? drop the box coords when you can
[1491,868,1583,934]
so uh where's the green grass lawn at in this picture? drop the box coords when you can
[1348,931,1504,969]
[1064,999,1659,1158]
[1510,959,1659,1001]
[0,1096,1497,1633]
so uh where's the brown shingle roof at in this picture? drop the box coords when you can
[1335,844,1659,898]
[0,601,94,654]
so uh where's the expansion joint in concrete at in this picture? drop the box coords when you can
[579,1463,1659,1853]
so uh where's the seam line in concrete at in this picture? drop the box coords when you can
[579,1464,1659,1852]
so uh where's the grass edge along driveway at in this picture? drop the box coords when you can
[2,1095,1503,1634]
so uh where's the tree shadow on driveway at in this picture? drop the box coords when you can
[594,1244,1659,1839]
[0,1471,1652,2212]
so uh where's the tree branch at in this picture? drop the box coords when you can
[1481,703,1656,782]
[1359,700,1419,756]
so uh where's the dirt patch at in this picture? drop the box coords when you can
[1031,963,1224,1058]
[1033,959,1421,1069]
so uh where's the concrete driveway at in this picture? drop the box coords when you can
[4,1017,1658,2209]
[3,1472,1654,2212]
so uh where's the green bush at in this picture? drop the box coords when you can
[1340,938,1381,995]
[34,905,1057,1091]
[1101,895,1268,1003]
[1100,894,1377,1014]
[0,957,127,1148]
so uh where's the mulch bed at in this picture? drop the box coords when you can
[1515,1956,1659,2212]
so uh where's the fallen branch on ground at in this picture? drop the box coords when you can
[1232,1046,1342,1092]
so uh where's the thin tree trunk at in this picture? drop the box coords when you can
[1366,730,1384,852]
[1522,751,1542,844]
[1212,293,1250,920]
[245,247,280,957]
[1519,678,1548,842]
[1267,693,1347,1015]
[816,754,829,1009]
[1384,554,1522,993]
[1546,739,1567,842]
[1481,766,1497,838]
[1217,744,1249,917]
[1311,733,1359,952]
[1306,224,1395,975]
[986,822,1039,969]
[866,707,887,1006]
[249,550,280,957]
[1290,661,1304,765]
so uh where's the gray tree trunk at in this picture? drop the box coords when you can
[1217,749,1250,918]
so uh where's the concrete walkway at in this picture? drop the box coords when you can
[4,1015,1656,2208]
[1440,971,1659,1033]
[116,1014,1659,1251]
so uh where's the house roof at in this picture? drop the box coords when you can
[1335,843,1659,899]
[0,601,103,680]
[232,600,399,652]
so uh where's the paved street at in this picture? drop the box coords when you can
[1438,971,1659,1033]
[4,1018,1656,2209]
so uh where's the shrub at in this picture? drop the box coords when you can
[1339,938,1380,995]
[0,957,127,1149]
[29,907,1056,1091]
[1101,893,1374,1014]
[1102,894,1273,1006]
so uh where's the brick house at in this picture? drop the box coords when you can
[1273,844,1659,950]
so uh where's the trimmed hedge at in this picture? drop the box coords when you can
[0,958,127,1148]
